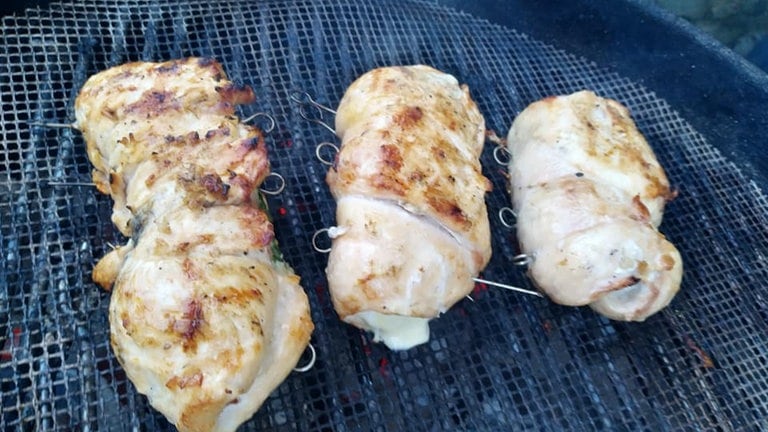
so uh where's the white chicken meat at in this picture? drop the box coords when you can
[506,90,682,321]
[75,58,313,432]
[326,65,492,349]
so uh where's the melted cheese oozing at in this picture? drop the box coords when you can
[346,311,430,350]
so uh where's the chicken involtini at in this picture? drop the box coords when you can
[75,58,313,432]
[506,90,682,321]
[326,65,492,350]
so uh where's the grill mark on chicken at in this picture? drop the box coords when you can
[425,194,470,229]
[174,298,205,347]
[166,370,204,390]
[372,144,407,195]
[125,90,178,118]
[393,106,423,128]
[179,173,224,208]
[164,131,202,146]
[214,83,257,106]
[380,144,404,170]
[120,312,131,334]
[660,253,676,270]
[200,173,230,198]
[173,234,215,255]
[630,195,651,222]
[213,286,266,310]
[156,61,182,74]
[431,144,447,160]
[182,258,200,280]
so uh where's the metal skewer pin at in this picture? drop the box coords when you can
[310,226,542,298]
[493,145,511,166]
[289,91,337,135]
[29,115,286,195]
[45,180,96,187]
[259,172,286,196]
[289,91,337,116]
[292,343,316,373]
[472,277,543,297]
[498,207,517,229]
[29,121,79,129]
[242,112,276,134]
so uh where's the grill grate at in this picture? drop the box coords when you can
[2,0,768,430]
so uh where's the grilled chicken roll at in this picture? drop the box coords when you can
[326,65,492,350]
[506,90,682,321]
[75,58,313,432]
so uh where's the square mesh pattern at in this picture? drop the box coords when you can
[2,0,768,430]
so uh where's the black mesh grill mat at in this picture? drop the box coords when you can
[2,0,768,430]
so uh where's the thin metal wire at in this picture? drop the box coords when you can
[290,91,337,135]
[498,207,516,229]
[312,223,541,298]
[493,145,511,166]
[259,172,286,195]
[311,226,349,253]
[472,277,543,298]
[512,254,532,267]
[243,112,276,134]
[29,121,78,129]
[312,229,332,253]
[315,142,339,166]
[292,343,317,373]
[289,91,337,115]
[45,180,96,187]
[298,105,336,135]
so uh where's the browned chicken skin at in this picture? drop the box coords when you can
[75,58,313,432]
[506,91,682,321]
[326,65,492,349]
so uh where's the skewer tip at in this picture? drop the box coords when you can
[473,277,544,298]
[29,121,78,130]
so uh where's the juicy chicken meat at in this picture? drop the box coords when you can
[326,65,492,349]
[75,58,313,432]
[506,90,682,321]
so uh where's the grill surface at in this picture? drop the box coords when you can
[2,0,768,430]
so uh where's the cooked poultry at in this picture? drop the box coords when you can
[506,90,682,321]
[75,58,313,432]
[326,65,492,350]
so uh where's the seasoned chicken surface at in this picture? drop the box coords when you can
[326,65,492,349]
[75,58,313,432]
[506,90,682,321]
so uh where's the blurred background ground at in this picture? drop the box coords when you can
[655,0,768,71]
